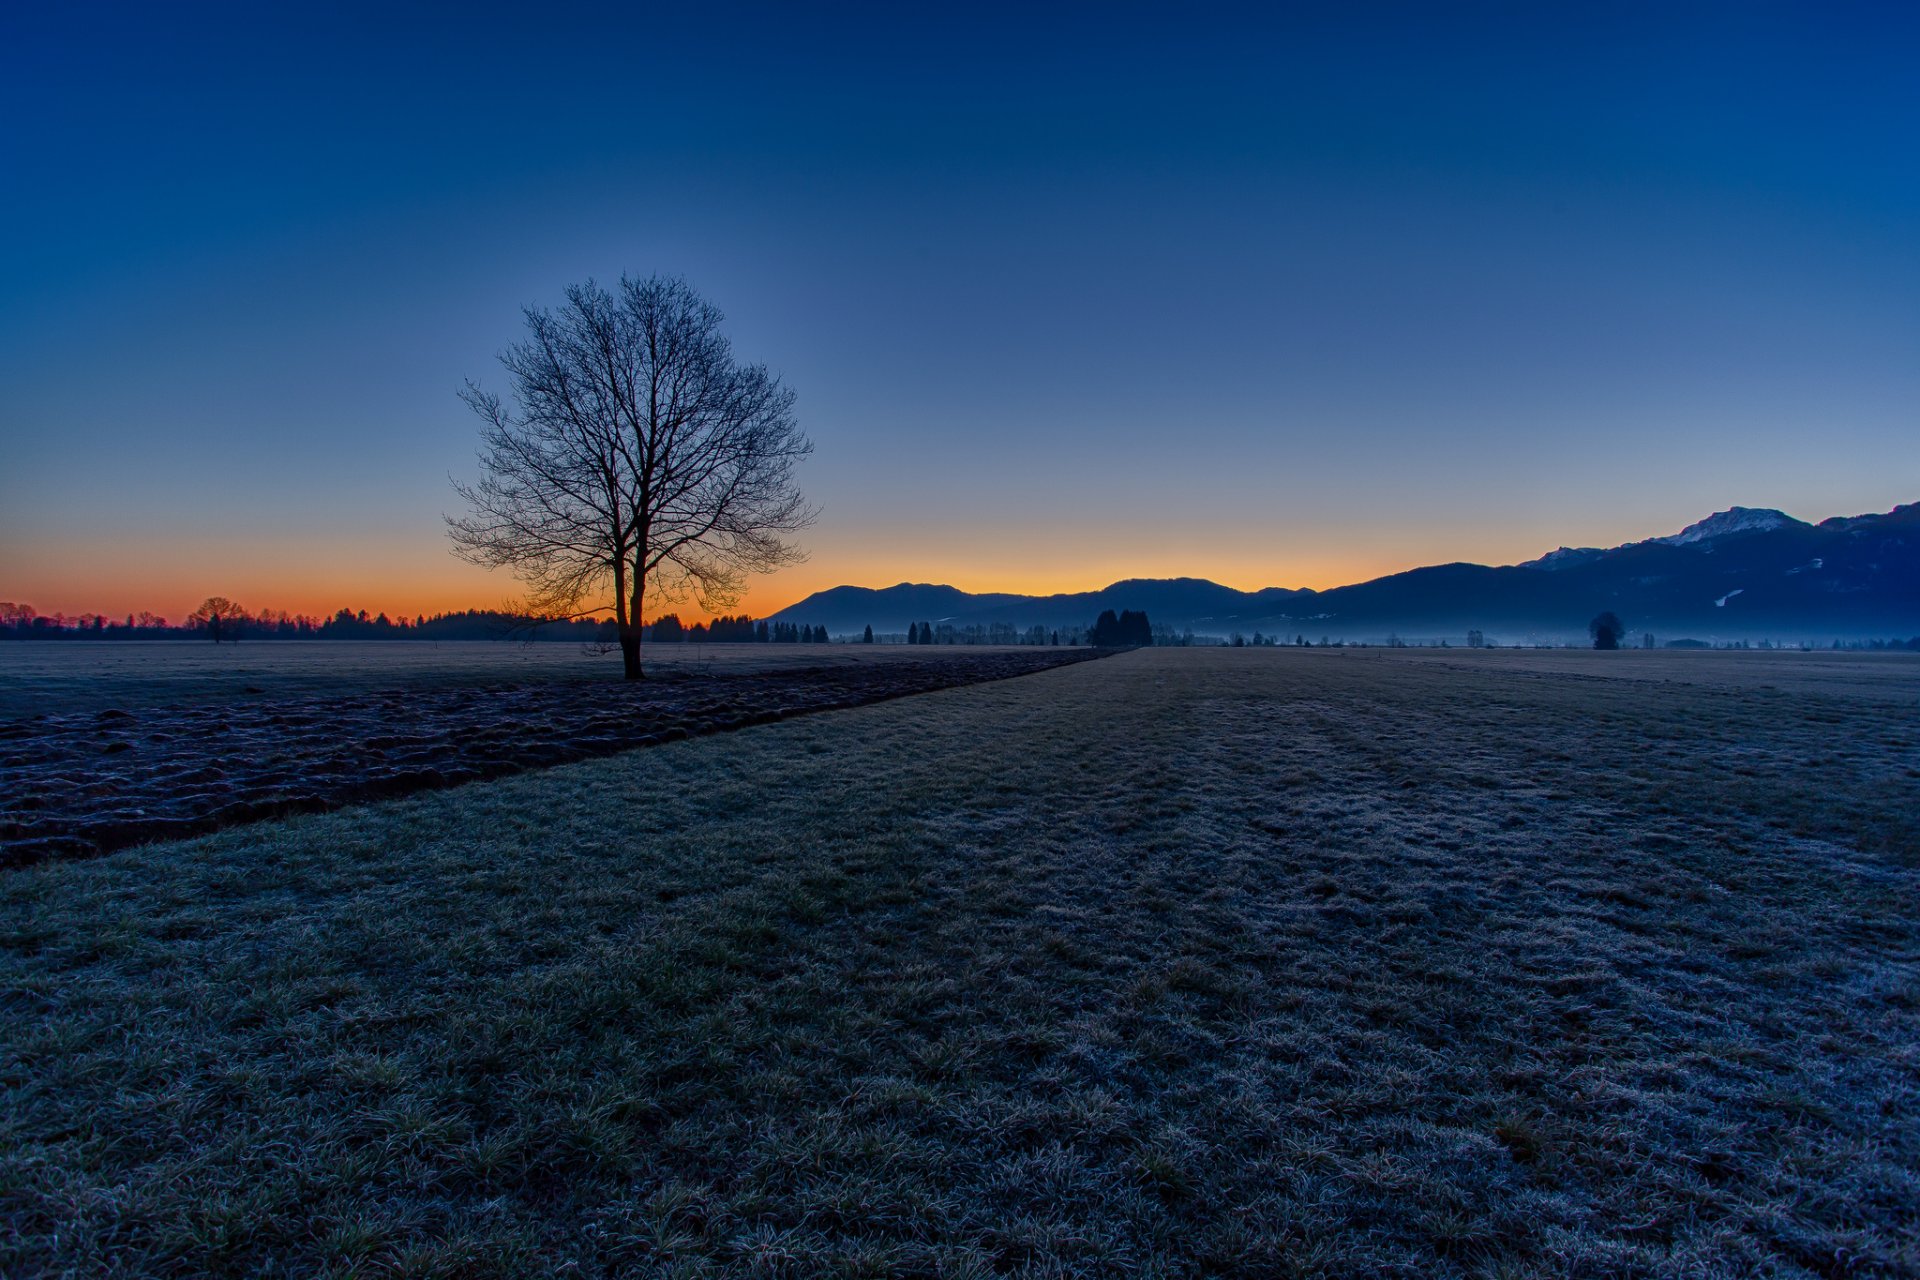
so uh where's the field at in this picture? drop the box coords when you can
[1,646,1097,863]
[3,648,1918,1277]
[0,640,962,720]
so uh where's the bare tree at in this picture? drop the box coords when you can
[448,276,814,679]
[187,596,247,643]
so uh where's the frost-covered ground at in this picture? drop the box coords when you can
[0,639,979,720]
[1,649,1099,864]
[3,647,1916,1277]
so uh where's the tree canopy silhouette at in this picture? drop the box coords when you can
[187,597,246,643]
[448,275,814,679]
[1589,611,1625,650]
[1089,609,1152,646]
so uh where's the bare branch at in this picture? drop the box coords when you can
[446,274,814,678]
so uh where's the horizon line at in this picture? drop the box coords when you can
[7,497,1909,625]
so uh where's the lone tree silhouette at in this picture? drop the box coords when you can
[1589,611,1626,650]
[187,597,246,644]
[449,275,814,679]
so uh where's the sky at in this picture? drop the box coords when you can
[3,2,1916,623]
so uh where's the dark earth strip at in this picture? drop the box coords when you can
[0,649,1108,867]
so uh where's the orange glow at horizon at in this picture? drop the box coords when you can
[1,516,1595,628]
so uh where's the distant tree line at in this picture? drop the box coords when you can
[12,598,1912,652]
[0,599,854,645]
[646,614,827,643]
[0,600,619,642]
[1226,631,1304,647]
[1665,636,1920,652]
[1827,637,1920,651]
[903,621,1065,646]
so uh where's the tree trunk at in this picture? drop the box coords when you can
[625,570,646,681]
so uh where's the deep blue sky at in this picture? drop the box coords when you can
[3,2,1916,618]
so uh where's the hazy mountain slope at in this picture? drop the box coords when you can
[951,579,1311,632]
[763,583,1027,631]
[769,504,1919,640]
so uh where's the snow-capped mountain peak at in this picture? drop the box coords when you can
[1515,504,1816,570]
[1657,507,1803,546]
[1515,545,1604,571]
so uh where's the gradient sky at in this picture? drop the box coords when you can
[3,2,1916,623]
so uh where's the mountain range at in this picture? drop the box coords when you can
[768,503,1920,643]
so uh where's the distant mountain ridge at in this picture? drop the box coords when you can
[1519,505,1807,568]
[769,503,1920,642]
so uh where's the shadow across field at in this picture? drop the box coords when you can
[2,649,1915,1276]
[0,649,1104,866]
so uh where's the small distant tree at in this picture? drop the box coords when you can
[188,596,247,644]
[1466,629,1485,649]
[651,613,685,642]
[863,624,873,643]
[1590,611,1625,650]
[1089,609,1153,647]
